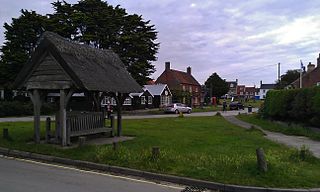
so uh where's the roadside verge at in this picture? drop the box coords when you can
[0,147,318,192]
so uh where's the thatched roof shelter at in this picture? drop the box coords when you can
[15,31,141,93]
[14,31,142,146]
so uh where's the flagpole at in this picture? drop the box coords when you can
[300,60,303,88]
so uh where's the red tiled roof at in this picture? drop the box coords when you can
[155,69,201,87]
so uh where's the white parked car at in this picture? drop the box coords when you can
[164,103,192,114]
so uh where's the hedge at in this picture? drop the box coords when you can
[0,101,57,117]
[262,87,320,126]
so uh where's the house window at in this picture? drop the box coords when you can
[123,97,132,105]
[182,85,186,91]
[141,96,146,104]
[161,96,171,106]
[317,82,320,86]
[195,97,198,104]
[148,96,152,104]
[189,86,192,93]
[230,84,234,88]
[195,87,198,92]
[263,89,266,93]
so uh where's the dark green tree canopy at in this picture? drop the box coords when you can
[275,69,300,89]
[205,72,229,98]
[0,0,159,88]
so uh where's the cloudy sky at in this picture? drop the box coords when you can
[1,0,320,86]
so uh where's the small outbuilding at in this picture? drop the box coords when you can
[14,31,142,146]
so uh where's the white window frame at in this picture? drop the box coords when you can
[148,96,152,104]
[123,97,132,105]
[141,96,146,104]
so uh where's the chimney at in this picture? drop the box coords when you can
[260,80,262,86]
[236,79,238,84]
[187,66,191,75]
[307,62,315,72]
[317,54,320,67]
[165,62,170,70]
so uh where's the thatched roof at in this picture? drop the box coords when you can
[14,31,142,93]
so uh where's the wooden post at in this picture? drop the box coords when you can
[152,146,160,160]
[78,136,86,147]
[112,142,117,150]
[29,89,42,144]
[110,115,115,137]
[55,112,61,141]
[60,89,67,146]
[116,104,122,137]
[59,89,74,147]
[256,148,268,172]
[3,128,9,140]
[45,117,51,142]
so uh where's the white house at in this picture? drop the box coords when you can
[258,81,275,99]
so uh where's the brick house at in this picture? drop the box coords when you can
[290,57,320,88]
[244,86,256,99]
[155,62,201,106]
[236,85,245,98]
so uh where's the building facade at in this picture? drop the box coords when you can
[155,62,201,107]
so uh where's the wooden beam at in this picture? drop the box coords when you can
[60,88,74,147]
[60,89,67,146]
[114,92,128,137]
[29,89,42,144]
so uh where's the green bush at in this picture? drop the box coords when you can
[0,101,57,117]
[263,87,320,126]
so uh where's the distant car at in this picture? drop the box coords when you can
[229,102,244,110]
[164,103,192,114]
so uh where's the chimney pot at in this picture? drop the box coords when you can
[165,62,170,70]
[187,66,191,75]
[260,80,262,86]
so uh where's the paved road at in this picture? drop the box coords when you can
[0,108,258,122]
[0,156,182,192]
[224,116,320,158]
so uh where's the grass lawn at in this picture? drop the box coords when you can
[237,114,320,141]
[0,116,320,188]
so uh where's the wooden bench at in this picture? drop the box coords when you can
[55,111,114,145]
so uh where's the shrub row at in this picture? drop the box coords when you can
[262,87,320,126]
[0,101,57,117]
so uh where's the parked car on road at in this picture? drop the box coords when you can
[229,102,244,110]
[164,103,192,114]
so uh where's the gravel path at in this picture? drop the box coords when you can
[224,115,320,158]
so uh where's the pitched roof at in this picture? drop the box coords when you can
[143,84,171,96]
[155,69,200,87]
[260,84,275,89]
[14,31,142,93]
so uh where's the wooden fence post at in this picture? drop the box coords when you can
[45,117,51,142]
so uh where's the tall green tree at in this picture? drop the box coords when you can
[275,69,300,89]
[1,0,159,87]
[205,73,229,98]
[0,10,47,90]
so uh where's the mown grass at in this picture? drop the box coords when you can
[237,114,320,141]
[0,116,320,188]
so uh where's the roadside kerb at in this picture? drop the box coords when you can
[0,147,318,192]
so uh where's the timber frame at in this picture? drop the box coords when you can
[14,31,142,146]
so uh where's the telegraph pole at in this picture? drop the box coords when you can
[277,63,280,81]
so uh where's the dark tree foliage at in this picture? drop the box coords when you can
[204,73,229,98]
[0,10,47,89]
[275,69,300,89]
[0,0,159,87]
